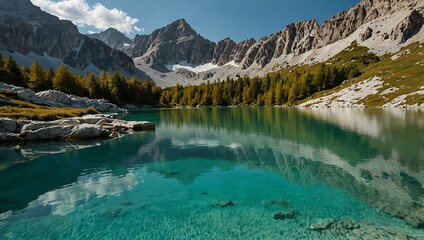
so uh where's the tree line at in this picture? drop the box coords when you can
[160,63,361,107]
[0,54,161,106]
[0,51,376,107]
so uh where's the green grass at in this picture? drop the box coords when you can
[0,90,99,120]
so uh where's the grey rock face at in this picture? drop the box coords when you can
[231,38,256,65]
[0,0,137,75]
[241,20,319,69]
[63,37,137,75]
[237,0,423,70]
[87,28,131,49]
[212,38,237,66]
[391,10,424,43]
[123,19,216,65]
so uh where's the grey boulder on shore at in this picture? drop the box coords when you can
[0,82,126,114]
[0,114,155,142]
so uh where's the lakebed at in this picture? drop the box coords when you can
[0,107,423,239]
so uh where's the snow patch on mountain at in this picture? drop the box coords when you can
[164,61,219,74]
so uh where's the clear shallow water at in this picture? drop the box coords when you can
[0,107,423,239]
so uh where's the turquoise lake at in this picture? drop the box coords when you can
[0,107,424,239]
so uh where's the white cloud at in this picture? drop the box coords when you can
[30,0,142,34]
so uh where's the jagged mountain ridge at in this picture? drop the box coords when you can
[0,0,140,77]
[88,0,424,87]
[87,28,131,50]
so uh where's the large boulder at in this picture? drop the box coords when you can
[0,132,22,142]
[67,123,105,140]
[36,90,125,113]
[21,119,79,132]
[0,82,58,107]
[19,125,74,141]
[0,118,18,133]
[131,121,156,131]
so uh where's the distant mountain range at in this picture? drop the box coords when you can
[1,0,423,87]
[0,0,143,78]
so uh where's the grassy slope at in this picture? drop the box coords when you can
[0,90,98,120]
[298,42,424,107]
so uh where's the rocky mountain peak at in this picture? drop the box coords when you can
[122,18,215,65]
[87,27,131,49]
[0,0,139,77]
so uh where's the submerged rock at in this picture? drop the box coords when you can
[405,208,424,229]
[261,199,289,208]
[104,208,125,218]
[273,211,297,220]
[211,200,235,208]
[310,219,335,231]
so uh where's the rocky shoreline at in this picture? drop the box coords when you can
[0,114,155,142]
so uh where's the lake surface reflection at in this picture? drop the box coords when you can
[0,107,423,239]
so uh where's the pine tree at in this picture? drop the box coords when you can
[28,62,46,92]
[274,81,282,105]
[265,88,275,106]
[3,56,25,86]
[212,84,222,106]
[52,64,81,94]
[242,86,252,104]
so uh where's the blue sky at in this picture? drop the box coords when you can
[32,0,360,42]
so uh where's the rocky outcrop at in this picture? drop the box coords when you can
[391,9,424,43]
[122,19,216,65]
[0,0,138,76]
[0,82,61,107]
[63,37,137,74]
[233,38,257,64]
[0,82,125,113]
[87,28,131,50]
[211,38,237,66]
[36,89,125,113]
[240,21,319,69]
[0,115,155,142]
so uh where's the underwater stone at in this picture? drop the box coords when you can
[261,199,289,208]
[310,219,335,230]
[405,208,424,228]
[273,211,297,220]
[211,200,235,208]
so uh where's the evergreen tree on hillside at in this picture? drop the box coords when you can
[3,56,25,86]
[0,53,7,84]
[28,62,47,92]
[52,64,83,95]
